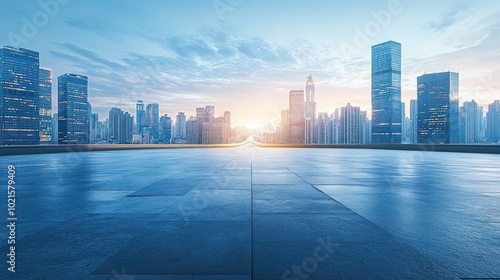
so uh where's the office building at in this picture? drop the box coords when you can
[0,46,40,145]
[340,103,361,144]
[486,100,500,143]
[136,100,146,133]
[146,103,159,142]
[305,75,316,144]
[417,72,459,144]
[175,112,187,139]
[289,90,305,144]
[39,68,52,145]
[371,41,402,144]
[159,114,172,144]
[280,109,290,144]
[58,73,89,144]
[108,107,133,144]
[410,99,418,143]
[461,100,482,144]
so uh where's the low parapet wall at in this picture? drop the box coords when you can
[1,142,499,156]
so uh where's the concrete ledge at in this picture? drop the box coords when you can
[0,143,246,156]
[1,142,500,156]
[254,143,500,154]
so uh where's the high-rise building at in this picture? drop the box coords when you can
[0,46,40,145]
[316,112,328,144]
[136,100,146,133]
[202,117,229,144]
[39,68,52,145]
[175,112,187,139]
[400,101,406,142]
[305,75,316,144]
[461,100,482,144]
[371,41,402,144]
[224,111,231,135]
[417,72,459,144]
[187,117,201,144]
[360,111,371,144]
[159,114,172,144]
[289,90,305,144]
[108,107,133,144]
[90,113,99,143]
[340,103,361,144]
[58,73,89,144]
[280,109,290,144]
[487,100,500,143]
[146,103,159,142]
[409,99,418,143]
[51,113,58,144]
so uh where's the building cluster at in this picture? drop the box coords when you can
[0,46,232,145]
[1,43,499,146]
[259,41,500,145]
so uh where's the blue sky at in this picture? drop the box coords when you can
[1,0,499,126]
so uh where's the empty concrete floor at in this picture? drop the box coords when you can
[0,144,499,279]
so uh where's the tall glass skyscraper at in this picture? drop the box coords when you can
[146,103,159,141]
[487,100,500,142]
[371,41,402,144]
[417,72,459,144]
[305,75,316,144]
[136,100,146,133]
[39,68,52,145]
[0,46,40,145]
[58,74,89,144]
[289,90,305,144]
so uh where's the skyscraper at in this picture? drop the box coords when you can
[58,74,89,144]
[159,114,172,144]
[410,99,418,143]
[487,100,500,143]
[305,75,316,144]
[461,100,482,144]
[175,112,187,139]
[39,68,52,145]
[340,103,361,144]
[280,109,290,144]
[136,100,146,133]
[371,41,402,144]
[90,113,99,143]
[108,107,133,144]
[187,117,201,144]
[0,46,40,145]
[417,72,459,144]
[289,90,305,144]
[52,113,58,144]
[146,103,159,142]
[202,117,229,144]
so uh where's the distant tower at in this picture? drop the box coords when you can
[39,68,52,145]
[175,112,187,139]
[417,72,459,144]
[136,100,145,133]
[487,100,500,142]
[289,90,305,144]
[146,103,159,142]
[0,46,40,145]
[340,103,361,144]
[371,41,402,144]
[305,75,316,144]
[58,73,89,144]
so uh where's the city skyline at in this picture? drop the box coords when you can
[1,0,499,127]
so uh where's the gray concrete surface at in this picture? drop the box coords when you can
[0,144,499,279]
